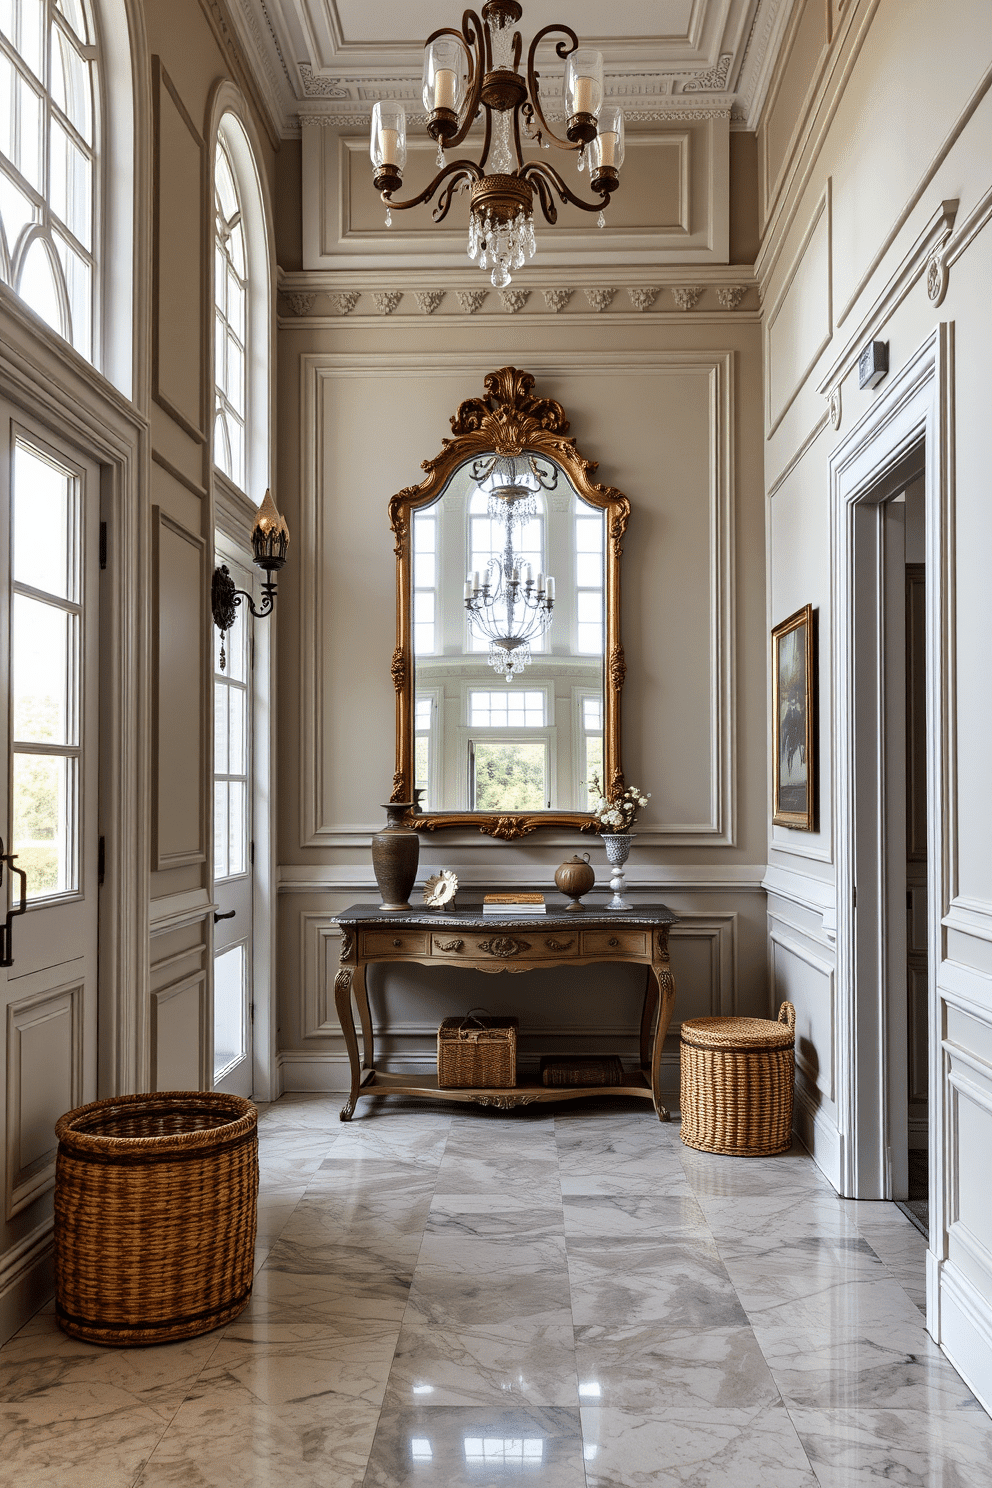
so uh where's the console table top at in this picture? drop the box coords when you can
[331,900,679,929]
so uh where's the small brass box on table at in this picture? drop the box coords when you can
[679,1002,796,1156]
[438,1013,518,1088]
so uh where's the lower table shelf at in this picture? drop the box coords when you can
[346,1067,659,1115]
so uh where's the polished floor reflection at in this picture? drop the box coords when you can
[3,1094,990,1486]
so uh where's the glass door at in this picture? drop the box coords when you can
[212,544,254,1096]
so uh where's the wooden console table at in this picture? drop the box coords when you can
[330,902,679,1122]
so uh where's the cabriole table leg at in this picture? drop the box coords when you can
[334,968,361,1120]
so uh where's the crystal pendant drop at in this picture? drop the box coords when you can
[577,144,585,173]
[598,210,606,229]
[436,142,446,168]
[385,206,392,227]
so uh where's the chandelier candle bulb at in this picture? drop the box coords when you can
[546,576,555,601]
[434,69,458,111]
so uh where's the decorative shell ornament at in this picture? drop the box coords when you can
[423,870,458,909]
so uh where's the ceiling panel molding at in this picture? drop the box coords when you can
[234,0,789,136]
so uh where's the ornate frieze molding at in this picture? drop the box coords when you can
[585,288,616,313]
[543,288,573,314]
[671,286,703,311]
[327,291,360,316]
[628,287,659,312]
[716,285,747,310]
[456,289,488,314]
[499,289,530,314]
[414,290,445,315]
[682,54,733,93]
[372,290,402,315]
[285,291,316,316]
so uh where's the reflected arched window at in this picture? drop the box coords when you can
[0,0,97,357]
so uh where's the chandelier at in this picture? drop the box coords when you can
[369,2,625,288]
[464,454,557,677]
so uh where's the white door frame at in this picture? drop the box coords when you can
[829,329,952,1248]
[214,481,277,1101]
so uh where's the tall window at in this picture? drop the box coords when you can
[575,496,604,653]
[413,506,438,654]
[213,135,247,488]
[0,0,97,357]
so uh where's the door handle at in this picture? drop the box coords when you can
[214,909,236,923]
[0,837,28,968]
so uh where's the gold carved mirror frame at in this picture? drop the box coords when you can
[389,366,629,839]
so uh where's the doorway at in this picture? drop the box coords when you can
[0,410,101,1275]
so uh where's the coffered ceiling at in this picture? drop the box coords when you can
[231,0,795,135]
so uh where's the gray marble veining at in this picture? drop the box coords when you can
[0,1094,985,1488]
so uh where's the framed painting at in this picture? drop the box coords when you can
[772,604,815,831]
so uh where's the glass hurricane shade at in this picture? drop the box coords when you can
[475,454,542,503]
[591,105,625,170]
[370,100,407,172]
[250,488,290,569]
[423,38,466,113]
[565,49,604,118]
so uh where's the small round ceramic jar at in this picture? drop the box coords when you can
[554,852,596,910]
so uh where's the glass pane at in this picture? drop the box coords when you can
[213,680,228,773]
[227,779,246,875]
[213,409,232,480]
[228,417,244,491]
[228,685,245,775]
[414,551,435,589]
[215,143,238,222]
[0,165,34,257]
[0,53,15,176]
[50,116,91,246]
[12,751,76,896]
[226,333,243,415]
[214,310,226,391]
[0,1,13,47]
[227,220,245,278]
[18,235,65,335]
[227,270,244,340]
[51,26,92,143]
[414,733,429,807]
[415,696,432,730]
[576,552,602,587]
[584,734,603,807]
[575,517,602,551]
[227,600,247,683]
[55,0,89,42]
[12,594,73,742]
[213,780,228,878]
[472,740,547,812]
[13,441,73,596]
[13,70,42,190]
[53,230,90,355]
[213,943,246,1082]
[18,0,45,80]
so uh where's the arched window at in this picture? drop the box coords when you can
[0,0,98,358]
[213,111,270,499]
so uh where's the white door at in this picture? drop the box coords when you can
[212,544,254,1097]
[0,411,100,1278]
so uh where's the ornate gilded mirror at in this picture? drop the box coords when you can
[389,367,629,838]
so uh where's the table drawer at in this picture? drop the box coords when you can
[580,929,649,958]
[362,930,430,959]
[432,932,579,961]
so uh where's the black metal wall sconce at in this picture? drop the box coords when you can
[211,489,290,670]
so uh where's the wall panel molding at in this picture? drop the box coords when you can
[765,182,832,436]
[151,971,209,1091]
[299,351,736,849]
[5,982,83,1220]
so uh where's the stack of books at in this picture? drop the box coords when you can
[482,893,547,917]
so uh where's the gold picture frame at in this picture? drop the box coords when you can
[772,604,815,831]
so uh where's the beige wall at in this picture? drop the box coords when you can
[757,0,992,1407]
[276,117,768,1102]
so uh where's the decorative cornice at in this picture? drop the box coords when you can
[681,53,733,93]
[285,291,316,316]
[543,288,573,313]
[372,290,402,315]
[627,287,659,312]
[671,285,703,311]
[499,288,530,313]
[456,289,488,314]
[298,64,350,98]
[585,287,617,313]
[327,291,360,315]
[716,285,747,310]
[414,290,445,315]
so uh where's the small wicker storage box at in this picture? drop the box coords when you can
[54,1090,258,1346]
[438,1013,517,1088]
[679,1003,796,1156]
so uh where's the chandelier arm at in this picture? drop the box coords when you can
[523,164,558,224]
[381,159,484,212]
[511,100,525,169]
[525,24,582,153]
[478,102,493,173]
[432,166,479,223]
[435,10,487,151]
[520,159,608,215]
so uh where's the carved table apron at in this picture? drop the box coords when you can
[330,903,679,1122]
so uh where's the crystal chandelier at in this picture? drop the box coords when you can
[464,454,557,678]
[369,2,626,288]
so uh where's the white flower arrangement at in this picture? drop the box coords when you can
[588,776,651,834]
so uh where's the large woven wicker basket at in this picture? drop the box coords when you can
[438,1013,517,1088]
[54,1090,258,1346]
[679,1003,796,1156]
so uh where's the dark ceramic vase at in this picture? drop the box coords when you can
[554,852,596,910]
[371,802,420,911]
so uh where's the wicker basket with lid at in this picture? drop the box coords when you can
[679,1002,796,1156]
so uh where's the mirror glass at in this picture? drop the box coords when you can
[411,452,605,815]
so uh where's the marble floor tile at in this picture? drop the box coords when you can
[580,1403,819,1487]
[363,1405,587,1488]
[404,1268,574,1328]
[423,1204,563,1239]
[572,1321,783,1412]
[382,1316,579,1408]
[791,1407,992,1487]
[567,1238,750,1332]
[680,1142,833,1199]
[247,1261,412,1327]
[562,1191,710,1241]
[1,1402,173,1488]
[738,1275,926,1334]
[428,1191,561,1215]
[751,1319,981,1411]
[415,1226,568,1275]
[431,1152,561,1199]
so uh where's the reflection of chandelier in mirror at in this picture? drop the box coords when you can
[464,454,557,678]
[368,2,625,288]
